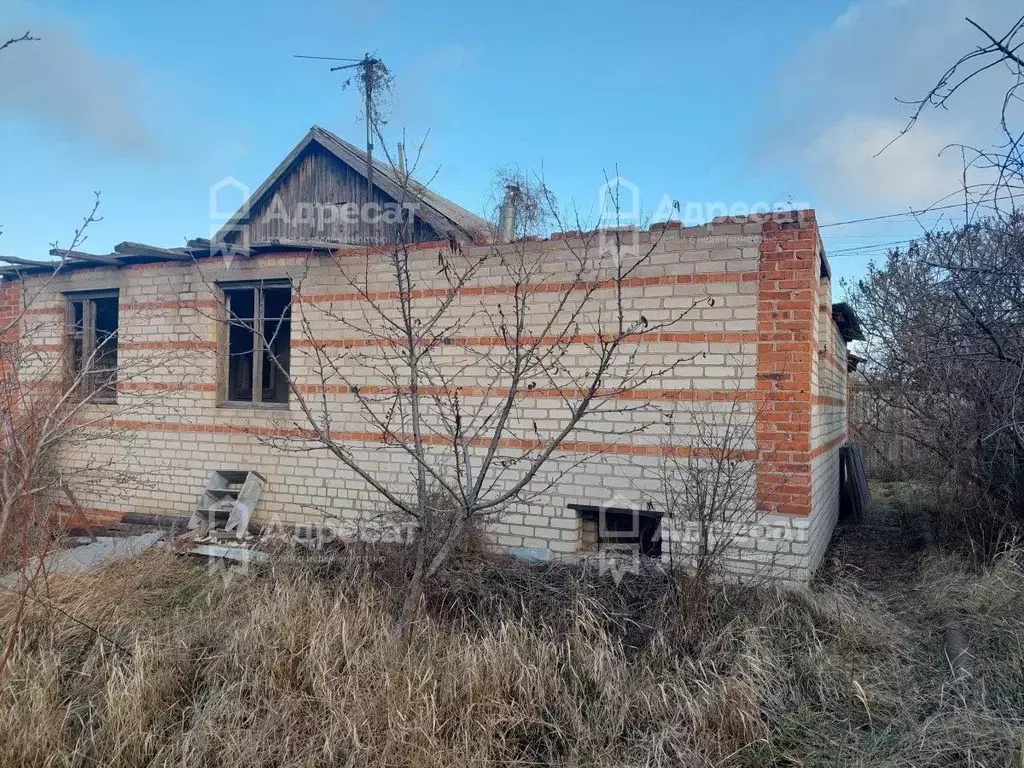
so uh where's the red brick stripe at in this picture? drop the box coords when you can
[119,341,217,351]
[27,331,757,357]
[77,417,758,461]
[23,305,62,317]
[294,330,758,350]
[812,394,844,407]
[811,433,846,459]
[122,299,219,312]
[118,382,217,393]
[55,504,125,525]
[296,270,758,306]
[818,349,848,376]
[27,270,756,318]
[296,383,760,402]
[21,343,62,352]
[116,380,760,403]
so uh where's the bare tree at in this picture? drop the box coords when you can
[202,152,708,636]
[850,13,1024,553]
[485,164,557,242]
[884,13,1024,215]
[657,386,773,588]
[0,193,205,674]
[850,214,1024,553]
[0,31,38,56]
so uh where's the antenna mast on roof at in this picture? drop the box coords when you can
[294,52,393,203]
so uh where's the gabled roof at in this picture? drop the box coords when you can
[0,126,495,278]
[832,302,865,342]
[212,125,492,246]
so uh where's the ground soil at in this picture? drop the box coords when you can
[821,482,926,594]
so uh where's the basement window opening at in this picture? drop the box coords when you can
[66,290,119,403]
[568,503,663,558]
[222,280,292,405]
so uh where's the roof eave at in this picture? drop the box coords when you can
[832,302,866,342]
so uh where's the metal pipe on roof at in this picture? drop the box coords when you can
[498,184,520,243]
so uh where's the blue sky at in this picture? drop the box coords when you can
[1,0,1020,287]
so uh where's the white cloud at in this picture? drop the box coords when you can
[0,12,156,156]
[760,0,1020,210]
[833,3,863,30]
[805,115,967,208]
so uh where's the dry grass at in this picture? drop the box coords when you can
[0,538,1022,766]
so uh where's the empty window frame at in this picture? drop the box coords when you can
[66,290,119,403]
[222,281,292,404]
[569,503,663,558]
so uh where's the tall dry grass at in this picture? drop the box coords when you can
[0,543,1022,767]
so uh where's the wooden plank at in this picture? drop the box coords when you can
[839,442,871,521]
[48,248,122,265]
[850,443,871,507]
[225,471,266,538]
[0,254,64,268]
[114,241,194,261]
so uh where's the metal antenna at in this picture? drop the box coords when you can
[294,52,384,203]
[293,54,362,62]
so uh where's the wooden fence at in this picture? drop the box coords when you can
[848,382,931,479]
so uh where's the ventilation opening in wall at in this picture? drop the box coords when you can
[568,503,663,558]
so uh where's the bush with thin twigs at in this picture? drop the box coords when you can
[0,374,65,572]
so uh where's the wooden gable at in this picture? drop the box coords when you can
[217,127,490,249]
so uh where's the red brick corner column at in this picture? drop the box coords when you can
[0,279,20,338]
[0,279,21,380]
[755,212,820,516]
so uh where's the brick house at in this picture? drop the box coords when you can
[0,126,859,582]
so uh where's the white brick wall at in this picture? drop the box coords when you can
[805,272,848,574]
[5,215,845,583]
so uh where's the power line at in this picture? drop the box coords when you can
[819,195,1023,228]
[819,194,1024,259]
[828,239,917,255]
[820,202,977,228]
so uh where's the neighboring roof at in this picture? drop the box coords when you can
[212,125,493,246]
[832,302,866,342]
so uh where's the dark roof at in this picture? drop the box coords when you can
[832,302,865,342]
[212,125,492,246]
[0,245,202,277]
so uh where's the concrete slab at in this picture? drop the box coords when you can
[507,546,553,564]
[0,532,165,588]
